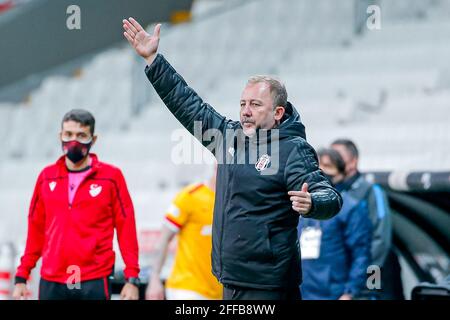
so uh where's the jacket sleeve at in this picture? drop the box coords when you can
[15,172,46,281]
[342,200,373,296]
[145,54,234,149]
[112,169,140,280]
[285,140,342,220]
[367,184,392,267]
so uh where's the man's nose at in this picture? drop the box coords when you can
[242,104,252,116]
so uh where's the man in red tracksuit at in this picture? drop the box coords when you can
[12,109,140,300]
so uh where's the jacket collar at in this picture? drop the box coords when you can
[341,171,362,191]
[56,153,100,176]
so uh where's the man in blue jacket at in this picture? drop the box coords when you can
[299,148,372,300]
[331,139,404,299]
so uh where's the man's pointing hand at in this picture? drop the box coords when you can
[288,183,312,216]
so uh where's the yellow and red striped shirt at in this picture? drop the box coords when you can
[164,183,222,300]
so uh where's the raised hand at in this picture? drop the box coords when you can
[288,183,312,215]
[123,17,161,66]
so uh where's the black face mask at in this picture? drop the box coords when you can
[62,140,92,164]
[323,173,337,186]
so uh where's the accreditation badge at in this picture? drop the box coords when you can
[300,226,322,260]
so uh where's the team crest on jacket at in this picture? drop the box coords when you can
[255,154,271,172]
[49,181,57,192]
[89,184,102,197]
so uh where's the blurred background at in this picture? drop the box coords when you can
[0,0,449,299]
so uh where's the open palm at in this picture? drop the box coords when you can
[123,17,161,64]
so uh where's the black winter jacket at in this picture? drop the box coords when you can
[145,54,342,289]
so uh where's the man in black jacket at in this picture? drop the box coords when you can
[123,18,342,300]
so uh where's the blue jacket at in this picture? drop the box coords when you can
[298,184,372,299]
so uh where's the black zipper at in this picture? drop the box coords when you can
[218,171,227,281]
[219,154,238,282]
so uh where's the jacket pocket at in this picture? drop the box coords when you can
[223,217,273,263]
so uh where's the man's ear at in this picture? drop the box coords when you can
[91,135,98,147]
[274,106,285,121]
[350,157,358,170]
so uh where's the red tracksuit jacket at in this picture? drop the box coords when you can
[16,154,140,283]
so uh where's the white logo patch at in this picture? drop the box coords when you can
[49,181,57,192]
[89,184,102,197]
[255,154,271,172]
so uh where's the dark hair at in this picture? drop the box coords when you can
[331,138,359,159]
[317,148,346,175]
[61,109,95,135]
